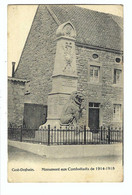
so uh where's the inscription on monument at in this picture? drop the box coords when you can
[62,78,76,88]
[58,96,69,105]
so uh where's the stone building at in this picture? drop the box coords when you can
[8,77,27,127]
[8,5,123,129]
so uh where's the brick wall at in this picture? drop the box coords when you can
[8,79,25,127]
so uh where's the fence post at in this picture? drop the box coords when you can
[84,125,86,145]
[20,125,22,142]
[101,126,103,140]
[48,125,50,146]
[108,126,110,144]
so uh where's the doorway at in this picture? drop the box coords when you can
[89,102,100,131]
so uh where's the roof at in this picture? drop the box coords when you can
[8,77,29,83]
[46,5,123,51]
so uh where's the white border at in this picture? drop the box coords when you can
[0,0,132,195]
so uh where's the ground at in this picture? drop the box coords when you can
[8,145,122,164]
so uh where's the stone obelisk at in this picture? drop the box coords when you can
[40,21,78,129]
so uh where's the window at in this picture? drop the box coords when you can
[25,82,30,95]
[89,102,100,108]
[115,58,121,63]
[114,69,122,84]
[92,54,99,59]
[113,104,122,121]
[90,65,100,83]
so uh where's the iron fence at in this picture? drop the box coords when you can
[8,125,123,145]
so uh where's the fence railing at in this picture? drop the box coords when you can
[8,125,123,145]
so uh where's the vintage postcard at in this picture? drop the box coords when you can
[8,4,123,182]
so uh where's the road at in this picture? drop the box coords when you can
[8,145,122,164]
[8,145,46,162]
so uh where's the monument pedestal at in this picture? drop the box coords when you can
[42,75,78,128]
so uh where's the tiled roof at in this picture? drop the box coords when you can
[48,5,123,51]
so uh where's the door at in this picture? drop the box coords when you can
[23,103,47,129]
[89,102,100,131]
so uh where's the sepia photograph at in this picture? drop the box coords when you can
[7,4,123,182]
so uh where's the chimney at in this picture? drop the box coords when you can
[12,62,16,77]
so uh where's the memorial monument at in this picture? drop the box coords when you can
[39,21,84,129]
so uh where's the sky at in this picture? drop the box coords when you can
[8,5,123,76]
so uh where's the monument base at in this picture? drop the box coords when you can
[39,119,61,129]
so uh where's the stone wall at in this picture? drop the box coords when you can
[8,79,25,127]
[76,46,123,127]
[14,6,58,105]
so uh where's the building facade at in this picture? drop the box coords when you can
[8,77,27,127]
[8,5,123,129]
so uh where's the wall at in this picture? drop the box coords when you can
[76,46,123,128]
[14,6,58,105]
[8,79,25,127]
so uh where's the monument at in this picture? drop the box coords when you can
[39,21,84,129]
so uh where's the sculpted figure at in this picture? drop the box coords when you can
[60,91,84,126]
